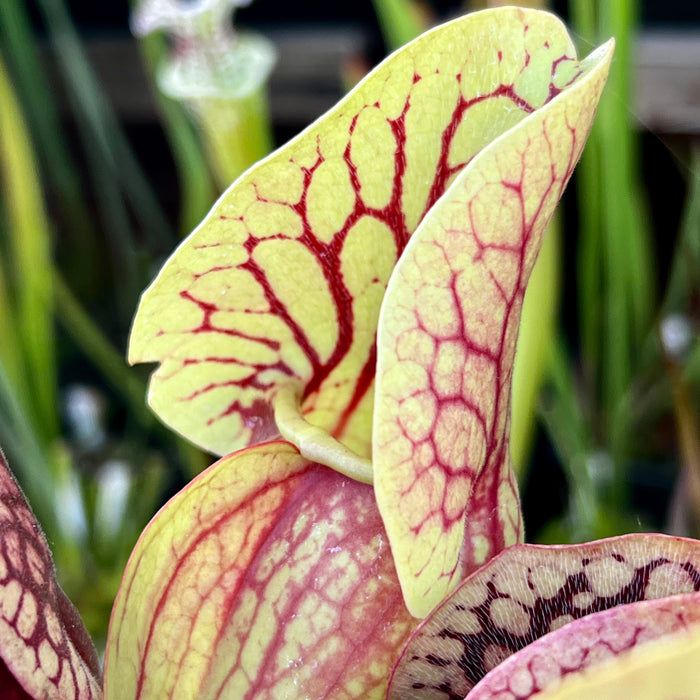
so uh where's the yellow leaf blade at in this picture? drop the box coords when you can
[128,8,580,468]
[532,625,700,700]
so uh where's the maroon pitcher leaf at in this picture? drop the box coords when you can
[387,534,700,700]
[0,448,101,700]
[468,591,700,700]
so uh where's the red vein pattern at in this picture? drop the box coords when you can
[467,591,700,700]
[104,442,415,699]
[387,534,700,700]
[0,449,102,700]
[128,8,580,460]
[373,39,613,616]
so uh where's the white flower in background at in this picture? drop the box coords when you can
[132,0,253,39]
[661,313,694,362]
[131,0,274,100]
[95,459,132,544]
[130,0,276,187]
[63,384,106,452]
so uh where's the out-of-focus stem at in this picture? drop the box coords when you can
[668,366,700,524]
[136,28,217,234]
[371,0,430,51]
[52,273,154,429]
[192,84,274,190]
[662,148,700,317]
[662,315,700,528]
[155,29,276,189]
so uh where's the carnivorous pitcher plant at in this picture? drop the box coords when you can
[3,7,699,699]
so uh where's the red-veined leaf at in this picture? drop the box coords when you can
[104,442,414,699]
[387,534,700,699]
[373,38,614,616]
[0,448,101,700]
[128,8,582,481]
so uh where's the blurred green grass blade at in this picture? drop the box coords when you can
[540,337,600,539]
[33,0,149,312]
[597,0,655,460]
[0,49,84,576]
[596,9,630,426]
[35,0,173,253]
[511,214,561,479]
[569,1,603,421]
[600,0,655,338]
[569,0,655,464]
[663,148,700,315]
[53,272,209,478]
[52,272,154,429]
[79,119,141,315]
[575,140,603,387]
[0,0,89,237]
[542,337,589,470]
[136,30,216,235]
[0,54,58,443]
[0,360,59,538]
[372,0,429,51]
[0,258,27,404]
[570,0,596,45]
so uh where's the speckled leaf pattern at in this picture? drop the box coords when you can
[532,624,700,700]
[0,449,102,700]
[128,8,581,463]
[373,40,614,617]
[104,442,415,700]
[387,534,700,700]
[467,591,700,699]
